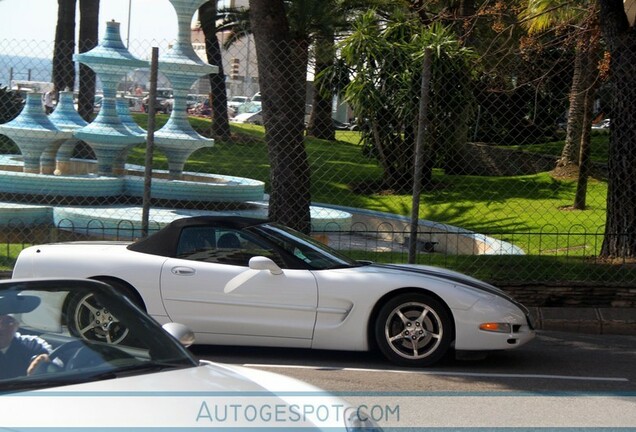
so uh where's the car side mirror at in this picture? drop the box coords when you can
[162,322,195,347]
[249,256,283,275]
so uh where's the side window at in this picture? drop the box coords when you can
[176,227,216,258]
[177,228,285,267]
[213,230,285,267]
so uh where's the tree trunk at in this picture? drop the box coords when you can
[573,25,601,210]
[78,0,99,121]
[52,0,77,93]
[199,1,231,141]
[306,34,335,141]
[573,84,592,209]
[249,0,311,234]
[557,41,586,168]
[599,0,636,259]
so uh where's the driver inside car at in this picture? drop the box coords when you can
[0,294,53,379]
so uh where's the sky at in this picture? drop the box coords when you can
[0,0,184,58]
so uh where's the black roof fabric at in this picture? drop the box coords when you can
[127,216,268,257]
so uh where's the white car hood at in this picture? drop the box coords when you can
[2,362,346,429]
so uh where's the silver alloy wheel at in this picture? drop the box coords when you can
[383,301,443,360]
[71,293,129,344]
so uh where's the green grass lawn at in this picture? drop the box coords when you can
[127,115,609,257]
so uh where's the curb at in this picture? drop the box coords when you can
[530,307,636,335]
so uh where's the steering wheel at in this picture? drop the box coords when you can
[29,340,86,375]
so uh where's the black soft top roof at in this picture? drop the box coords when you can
[127,216,268,257]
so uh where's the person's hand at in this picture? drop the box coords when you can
[27,354,51,375]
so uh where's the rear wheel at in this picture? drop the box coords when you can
[375,293,453,367]
[65,280,140,345]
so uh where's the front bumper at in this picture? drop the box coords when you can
[453,295,536,351]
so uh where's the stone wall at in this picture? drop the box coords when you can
[466,143,608,178]
[467,143,557,176]
[501,283,636,308]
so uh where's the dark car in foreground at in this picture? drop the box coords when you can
[0,278,380,430]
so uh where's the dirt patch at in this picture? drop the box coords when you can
[550,163,579,181]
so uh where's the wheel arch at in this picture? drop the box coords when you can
[88,276,147,312]
[366,287,456,352]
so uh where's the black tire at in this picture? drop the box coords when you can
[375,293,453,367]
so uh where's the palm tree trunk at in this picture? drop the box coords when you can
[199,1,231,140]
[249,0,311,234]
[573,27,601,210]
[78,0,99,121]
[573,84,592,209]
[52,0,77,93]
[306,34,335,141]
[557,41,586,168]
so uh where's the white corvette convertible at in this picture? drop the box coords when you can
[12,216,535,367]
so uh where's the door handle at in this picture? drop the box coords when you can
[171,266,196,276]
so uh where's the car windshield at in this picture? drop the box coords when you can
[156,89,173,98]
[237,102,261,114]
[0,280,197,393]
[248,223,361,270]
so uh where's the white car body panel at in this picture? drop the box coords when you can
[13,240,535,354]
[159,258,318,341]
[2,360,349,429]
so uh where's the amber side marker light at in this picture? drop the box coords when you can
[479,322,512,333]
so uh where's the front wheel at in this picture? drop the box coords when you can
[375,293,453,367]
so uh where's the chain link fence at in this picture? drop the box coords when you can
[0,29,633,286]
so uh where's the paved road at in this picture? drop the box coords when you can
[191,331,636,428]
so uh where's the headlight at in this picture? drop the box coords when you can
[345,408,383,431]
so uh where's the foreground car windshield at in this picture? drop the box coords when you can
[248,223,361,270]
[0,279,197,392]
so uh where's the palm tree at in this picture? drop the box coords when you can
[520,0,602,210]
[329,9,475,189]
[520,0,601,171]
[217,0,402,140]
[249,0,312,233]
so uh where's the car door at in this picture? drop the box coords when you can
[159,227,318,342]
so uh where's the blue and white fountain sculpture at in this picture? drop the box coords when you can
[154,0,218,179]
[74,20,148,176]
[0,92,71,174]
[46,90,89,175]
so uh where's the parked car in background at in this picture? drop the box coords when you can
[141,88,173,114]
[250,92,262,103]
[333,119,352,130]
[13,216,535,368]
[230,102,263,124]
[227,95,249,111]
[592,118,610,129]
[185,94,208,112]
[0,278,380,430]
